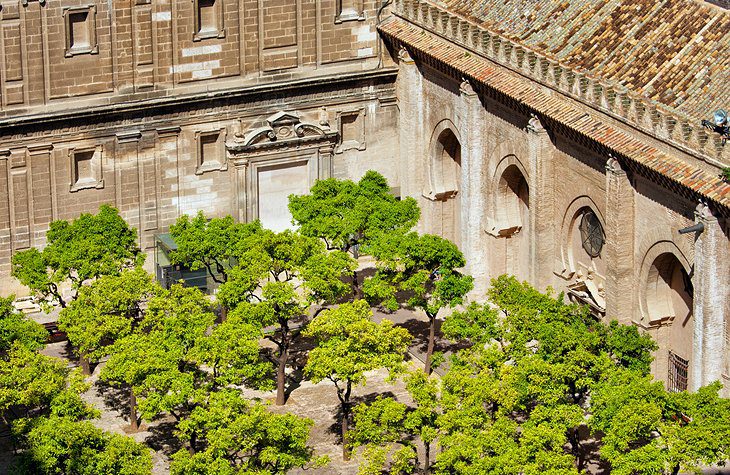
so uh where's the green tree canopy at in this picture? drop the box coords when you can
[19,416,152,475]
[350,371,440,474]
[364,232,473,374]
[352,276,728,475]
[169,212,262,284]
[218,228,356,405]
[101,284,216,432]
[58,268,155,374]
[289,170,420,298]
[11,205,143,309]
[304,300,412,460]
[0,296,46,355]
[170,388,324,475]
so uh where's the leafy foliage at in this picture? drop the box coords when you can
[219,228,356,405]
[58,268,155,368]
[0,296,46,355]
[19,417,152,475]
[0,341,150,474]
[169,213,262,283]
[170,389,324,475]
[364,232,473,373]
[11,205,143,308]
[289,170,420,254]
[352,276,727,475]
[304,300,412,459]
[100,285,219,427]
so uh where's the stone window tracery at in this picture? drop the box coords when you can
[579,210,604,258]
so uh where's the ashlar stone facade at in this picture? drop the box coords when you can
[384,0,730,395]
[0,0,728,395]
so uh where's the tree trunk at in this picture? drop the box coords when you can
[220,305,228,323]
[341,380,353,461]
[424,441,431,474]
[424,314,436,375]
[129,388,139,432]
[189,430,197,455]
[341,403,350,461]
[276,347,288,406]
[351,269,362,300]
[79,355,91,376]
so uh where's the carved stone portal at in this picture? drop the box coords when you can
[226,111,339,230]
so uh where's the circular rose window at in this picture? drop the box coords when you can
[579,210,604,258]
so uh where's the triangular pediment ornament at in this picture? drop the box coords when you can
[227,111,339,153]
[267,111,301,127]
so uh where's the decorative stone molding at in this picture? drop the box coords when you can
[227,111,339,156]
[116,130,142,144]
[397,46,414,64]
[391,0,729,166]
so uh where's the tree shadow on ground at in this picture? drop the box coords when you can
[94,379,130,418]
[145,419,185,456]
[327,391,397,446]
[396,318,471,358]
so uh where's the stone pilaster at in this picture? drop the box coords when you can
[604,156,635,324]
[527,113,555,292]
[691,205,729,393]
[114,131,142,233]
[458,79,488,293]
[395,47,426,233]
[156,126,182,230]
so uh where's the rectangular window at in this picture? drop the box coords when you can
[195,129,227,174]
[668,351,689,392]
[64,6,98,57]
[336,0,365,23]
[194,0,224,41]
[69,146,103,192]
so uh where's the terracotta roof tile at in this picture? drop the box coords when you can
[442,0,730,122]
[379,17,730,210]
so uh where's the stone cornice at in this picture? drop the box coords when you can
[0,68,398,135]
[392,0,729,168]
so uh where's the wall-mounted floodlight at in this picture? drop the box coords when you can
[678,222,705,235]
[701,109,730,145]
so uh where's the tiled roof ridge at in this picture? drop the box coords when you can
[378,16,730,212]
[391,0,729,168]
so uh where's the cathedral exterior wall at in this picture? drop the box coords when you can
[395,51,730,395]
[0,0,400,295]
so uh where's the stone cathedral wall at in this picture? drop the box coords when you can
[0,0,400,294]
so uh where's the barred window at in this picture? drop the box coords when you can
[668,351,689,392]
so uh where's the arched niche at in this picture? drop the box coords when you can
[486,158,529,237]
[645,250,694,391]
[425,120,462,248]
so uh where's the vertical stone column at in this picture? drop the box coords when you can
[691,205,729,392]
[233,159,250,223]
[458,79,488,293]
[604,156,635,324]
[395,47,426,232]
[526,114,555,292]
